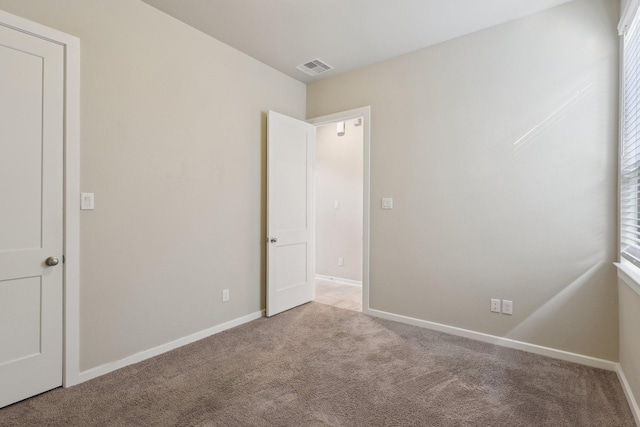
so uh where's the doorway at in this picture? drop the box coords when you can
[308,107,371,313]
[265,107,370,317]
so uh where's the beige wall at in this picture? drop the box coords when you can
[315,120,364,282]
[0,0,306,370]
[308,0,620,360]
[619,280,640,409]
[0,0,624,373]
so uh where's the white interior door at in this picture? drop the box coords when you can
[267,111,315,317]
[0,23,64,408]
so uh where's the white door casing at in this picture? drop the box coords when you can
[0,23,64,407]
[266,111,315,317]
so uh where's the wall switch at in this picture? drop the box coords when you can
[502,300,513,315]
[80,193,95,210]
[382,198,393,209]
[490,298,501,313]
[222,289,230,302]
[334,200,340,210]
[338,257,344,266]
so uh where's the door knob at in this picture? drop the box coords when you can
[270,238,277,243]
[45,256,59,266]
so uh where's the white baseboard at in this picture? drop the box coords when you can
[616,364,640,426]
[315,274,362,287]
[77,310,264,384]
[365,308,618,371]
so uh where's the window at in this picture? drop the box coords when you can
[621,2,640,268]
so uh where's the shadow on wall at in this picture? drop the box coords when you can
[503,261,616,349]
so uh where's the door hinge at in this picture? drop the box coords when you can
[63,255,66,263]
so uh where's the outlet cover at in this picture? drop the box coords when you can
[222,289,230,302]
[490,298,501,313]
[502,300,513,315]
[338,257,344,266]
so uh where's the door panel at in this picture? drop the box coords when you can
[274,124,309,231]
[275,243,308,291]
[0,39,43,252]
[0,23,64,408]
[0,277,41,362]
[267,111,314,317]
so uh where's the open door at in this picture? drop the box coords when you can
[266,111,315,317]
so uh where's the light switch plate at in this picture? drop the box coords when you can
[502,300,513,315]
[81,193,94,210]
[382,198,393,209]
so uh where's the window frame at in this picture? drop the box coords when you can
[617,0,640,297]
[620,0,640,264]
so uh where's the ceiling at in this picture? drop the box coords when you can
[141,0,575,84]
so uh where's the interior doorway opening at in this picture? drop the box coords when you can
[310,111,368,313]
[265,106,370,318]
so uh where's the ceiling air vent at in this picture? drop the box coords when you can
[296,58,333,76]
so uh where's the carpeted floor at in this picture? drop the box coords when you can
[0,302,634,426]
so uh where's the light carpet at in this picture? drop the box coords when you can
[0,302,634,426]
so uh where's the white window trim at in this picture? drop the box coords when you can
[620,0,640,35]
[616,261,640,297]
[617,0,640,296]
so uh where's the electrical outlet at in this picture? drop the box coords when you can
[502,300,513,315]
[338,257,344,266]
[490,298,501,313]
[222,289,230,302]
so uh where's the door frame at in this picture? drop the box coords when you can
[307,106,371,313]
[0,10,81,387]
